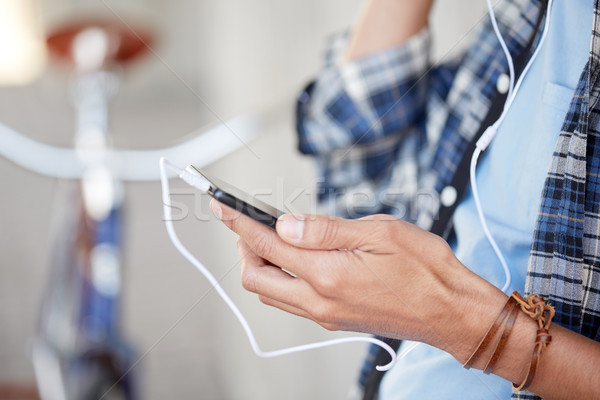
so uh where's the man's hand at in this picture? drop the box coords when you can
[209,199,506,362]
[210,199,600,398]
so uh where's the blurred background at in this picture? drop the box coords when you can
[0,0,487,399]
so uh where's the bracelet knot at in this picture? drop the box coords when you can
[536,329,552,347]
[512,292,555,330]
[510,291,555,391]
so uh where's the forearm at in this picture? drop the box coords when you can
[343,0,434,62]
[491,317,600,399]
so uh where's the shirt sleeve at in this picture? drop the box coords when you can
[295,28,433,218]
[297,28,431,155]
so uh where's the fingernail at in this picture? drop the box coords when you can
[278,214,304,240]
[210,200,222,219]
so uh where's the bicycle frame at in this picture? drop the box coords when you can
[1,21,259,400]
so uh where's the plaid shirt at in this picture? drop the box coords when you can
[296,0,600,398]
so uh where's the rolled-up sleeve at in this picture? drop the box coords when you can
[297,28,431,155]
[296,28,434,218]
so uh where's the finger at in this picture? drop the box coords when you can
[212,199,325,277]
[276,213,399,251]
[237,238,320,311]
[237,236,268,268]
[256,295,315,322]
[237,239,314,319]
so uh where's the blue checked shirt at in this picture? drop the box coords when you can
[296,0,600,399]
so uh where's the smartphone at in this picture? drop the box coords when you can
[185,165,285,229]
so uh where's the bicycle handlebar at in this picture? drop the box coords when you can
[0,114,260,181]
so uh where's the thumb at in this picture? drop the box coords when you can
[276,213,371,250]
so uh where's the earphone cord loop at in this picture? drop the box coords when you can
[159,157,399,371]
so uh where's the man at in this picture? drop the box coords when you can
[211,0,600,398]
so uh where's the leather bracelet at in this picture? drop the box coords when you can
[511,291,555,391]
[463,290,555,391]
[483,302,520,374]
[463,296,517,369]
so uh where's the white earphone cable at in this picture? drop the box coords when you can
[485,0,516,101]
[473,0,553,294]
[159,157,398,371]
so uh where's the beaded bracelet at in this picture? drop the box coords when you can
[463,291,555,391]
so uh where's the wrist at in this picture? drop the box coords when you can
[447,288,540,384]
[486,309,538,383]
[435,271,510,364]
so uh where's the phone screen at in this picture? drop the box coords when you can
[186,166,285,229]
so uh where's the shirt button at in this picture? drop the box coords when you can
[496,73,510,94]
[440,185,458,207]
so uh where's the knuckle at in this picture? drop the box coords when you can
[373,220,397,241]
[236,237,245,252]
[319,322,339,332]
[257,294,272,306]
[365,213,398,223]
[223,214,240,232]
[311,301,337,325]
[369,215,403,244]
[432,234,454,261]
[250,232,274,258]
[319,218,340,248]
[241,269,258,293]
[313,271,340,294]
